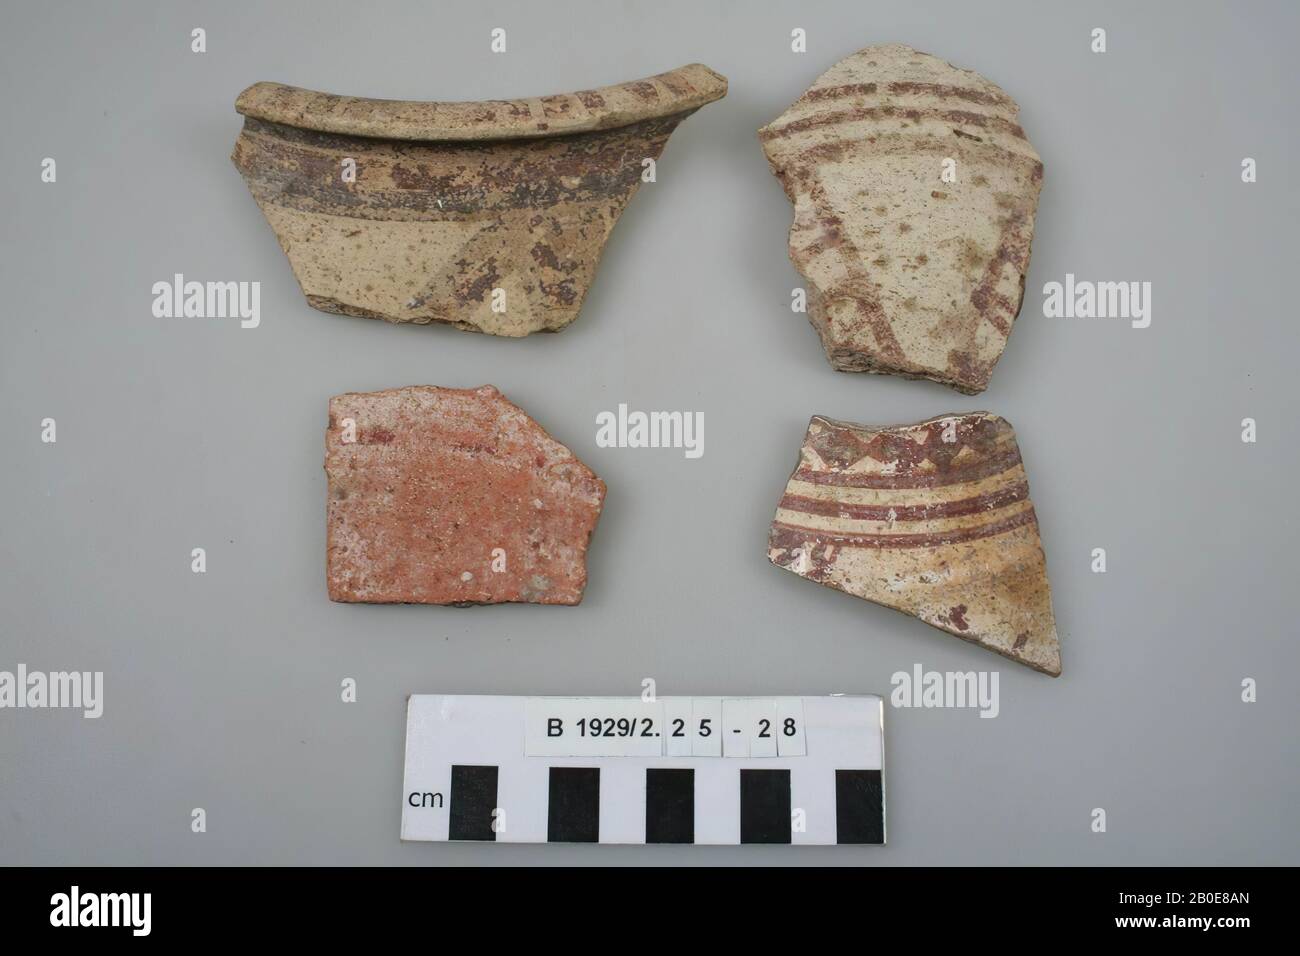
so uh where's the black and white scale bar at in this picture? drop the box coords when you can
[401,695,885,845]
[442,766,884,845]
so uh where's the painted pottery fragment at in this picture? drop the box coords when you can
[232,65,727,335]
[325,385,605,605]
[759,44,1043,393]
[767,412,1060,675]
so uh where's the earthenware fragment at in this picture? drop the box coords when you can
[232,65,727,336]
[325,386,605,605]
[767,412,1060,674]
[759,44,1043,393]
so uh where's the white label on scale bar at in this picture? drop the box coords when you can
[402,694,885,846]
[524,698,665,757]
[524,697,805,758]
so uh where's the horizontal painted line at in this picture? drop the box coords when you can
[760,105,1026,142]
[793,449,1023,489]
[779,480,1028,522]
[771,507,1037,550]
[799,81,1014,110]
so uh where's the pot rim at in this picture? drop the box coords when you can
[235,63,727,142]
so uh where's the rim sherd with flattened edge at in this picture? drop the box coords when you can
[231,64,727,336]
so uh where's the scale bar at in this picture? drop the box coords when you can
[403,695,886,846]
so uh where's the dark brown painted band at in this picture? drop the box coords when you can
[760,105,1027,143]
[779,480,1029,522]
[799,81,1014,109]
[792,450,1023,490]
[771,508,1037,550]
[232,114,680,220]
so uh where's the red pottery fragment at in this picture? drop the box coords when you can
[325,385,605,605]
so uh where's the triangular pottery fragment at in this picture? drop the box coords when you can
[759,43,1043,393]
[768,412,1061,675]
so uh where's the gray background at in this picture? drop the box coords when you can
[2,0,1296,865]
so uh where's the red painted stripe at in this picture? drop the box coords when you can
[796,81,1013,109]
[884,81,1014,108]
[802,82,878,101]
[792,449,1022,489]
[779,480,1028,522]
[759,105,1026,142]
[772,508,1037,550]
